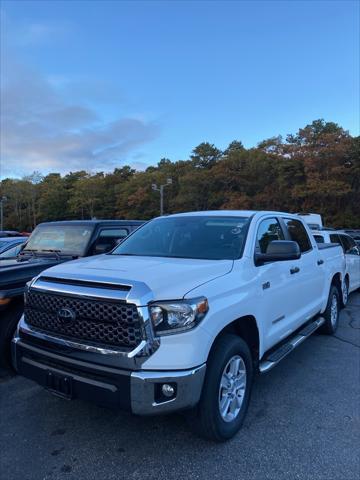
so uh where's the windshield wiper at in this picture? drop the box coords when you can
[41,249,62,259]
[20,248,38,257]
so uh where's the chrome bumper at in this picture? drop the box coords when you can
[131,364,206,415]
[12,335,206,415]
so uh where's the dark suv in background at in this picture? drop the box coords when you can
[0,219,144,370]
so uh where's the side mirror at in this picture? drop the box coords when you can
[255,240,301,265]
[348,246,360,256]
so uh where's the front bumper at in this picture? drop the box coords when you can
[12,335,206,415]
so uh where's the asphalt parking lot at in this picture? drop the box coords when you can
[1,292,359,480]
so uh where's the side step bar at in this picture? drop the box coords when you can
[259,316,325,374]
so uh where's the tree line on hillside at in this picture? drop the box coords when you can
[1,119,359,232]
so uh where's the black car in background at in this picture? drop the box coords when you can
[0,219,144,370]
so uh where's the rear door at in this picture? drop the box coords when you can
[281,217,324,325]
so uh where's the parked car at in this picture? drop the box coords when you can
[0,237,26,255]
[0,219,144,369]
[12,211,345,441]
[0,230,24,238]
[312,230,360,304]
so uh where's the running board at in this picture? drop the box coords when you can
[259,317,325,374]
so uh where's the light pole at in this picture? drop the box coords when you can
[152,178,172,216]
[0,196,7,231]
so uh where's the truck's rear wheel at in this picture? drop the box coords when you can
[341,277,349,307]
[320,285,340,335]
[193,334,253,442]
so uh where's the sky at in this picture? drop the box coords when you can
[0,0,359,179]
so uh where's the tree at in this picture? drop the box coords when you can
[190,143,222,169]
[38,174,69,222]
[224,140,244,156]
[1,119,359,230]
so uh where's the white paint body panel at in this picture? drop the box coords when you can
[312,230,360,293]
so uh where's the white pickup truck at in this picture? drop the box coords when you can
[312,230,360,305]
[12,211,346,441]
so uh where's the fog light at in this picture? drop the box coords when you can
[161,384,175,397]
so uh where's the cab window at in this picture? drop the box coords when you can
[94,228,129,254]
[255,218,284,254]
[283,218,312,253]
[330,234,342,250]
[314,234,324,243]
[339,234,356,254]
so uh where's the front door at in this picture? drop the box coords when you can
[253,217,303,351]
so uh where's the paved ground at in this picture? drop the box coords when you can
[1,293,359,480]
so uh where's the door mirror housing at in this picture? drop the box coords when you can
[255,240,301,265]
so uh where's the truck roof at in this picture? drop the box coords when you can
[36,219,145,227]
[166,210,299,218]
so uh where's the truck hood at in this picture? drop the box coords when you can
[41,254,234,300]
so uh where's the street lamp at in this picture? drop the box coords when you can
[152,178,172,216]
[0,196,7,231]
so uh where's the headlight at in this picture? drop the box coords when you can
[149,297,209,335]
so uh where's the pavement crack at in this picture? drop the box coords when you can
[331,335,360,349]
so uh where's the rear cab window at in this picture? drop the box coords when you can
[95,228,129,253]
[329,234,342,251]
[283,218,312,253]
[313,234,325,243]
[338,234,356,254]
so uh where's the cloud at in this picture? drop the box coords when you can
[0,59,160,178]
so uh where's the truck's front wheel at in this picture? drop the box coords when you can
[194,334,253,442]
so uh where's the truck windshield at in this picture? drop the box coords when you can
[112,216,250,260]
[22,225,94,257]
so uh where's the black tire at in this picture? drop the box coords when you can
[341,277,349,308]
[320,285,340,335]
[192,334,253,442]
[0,300,23,370]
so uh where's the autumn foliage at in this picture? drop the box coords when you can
[1,120,359,231]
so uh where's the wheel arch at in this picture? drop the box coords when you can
[207,315,260,366]
[331,272,343,299]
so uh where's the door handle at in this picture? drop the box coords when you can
[317,259,324,265]
[290,267,300,274]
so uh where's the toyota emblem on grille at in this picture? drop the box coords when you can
[57,307,76,325]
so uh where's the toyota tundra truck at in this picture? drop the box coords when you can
[12,211,346,441]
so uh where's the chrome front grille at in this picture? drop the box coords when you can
[24,290,143,349]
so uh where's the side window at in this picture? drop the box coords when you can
[95,228,129,254]
[339,235,355,254]
[284,218,312,253]
[314,235,324,243]
[330,234,343,251]
[256,218,284,254]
